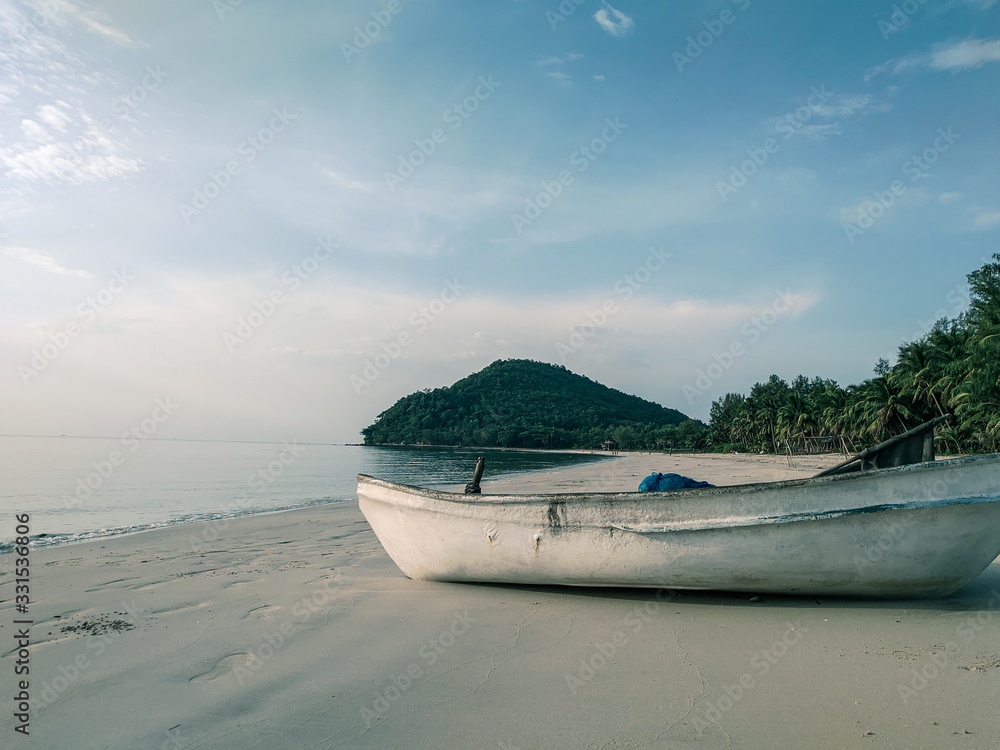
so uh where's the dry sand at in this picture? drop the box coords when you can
[3,452,1000,749]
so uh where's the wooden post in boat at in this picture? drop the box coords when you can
[813,414,952,477]
[465,456,485,494]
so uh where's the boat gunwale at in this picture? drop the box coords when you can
[357,452,1000,507]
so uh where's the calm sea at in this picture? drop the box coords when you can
[0,437,610,549]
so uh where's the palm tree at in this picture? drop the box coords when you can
[813,381,848,436]
[847,374,919,443]
[894,338,945,418]
[708,392,747,446]
[777,390,811,447]
[749,375,791,452]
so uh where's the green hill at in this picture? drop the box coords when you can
[361,359,705,450]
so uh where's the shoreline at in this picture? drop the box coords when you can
[27,449,845,551]
[5,444,612,553]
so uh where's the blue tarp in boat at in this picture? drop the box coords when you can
[638,472,715,492]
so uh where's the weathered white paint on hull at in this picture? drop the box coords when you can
[357,454,1000,598]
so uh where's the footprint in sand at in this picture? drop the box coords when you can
[188,653,254,683]
[242,604,281,619]
[149,601,210,616]
[225,578,264,589]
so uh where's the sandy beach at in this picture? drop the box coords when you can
[3,452,1000,749]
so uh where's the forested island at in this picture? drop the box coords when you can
[361,359,704,450]
[363,254,999,455]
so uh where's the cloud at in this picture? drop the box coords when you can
[546,71,574,88]
[321,167,376,193]
[537,53,584,66]
[811,94,892,119]
[764,92,892,141]
[538,53,586,86]
[974,210,1000,228]
[594,74,606,81]
[36,102,73,132]
[0,112,143,186]
[54,1,134,46]
[594,2,634,37]
[1,246,94,277]
[0,6,146,211]
[20,119,50,143]
[928,38,1000,70]
[867,37,1000,79]
[0,255,817,438]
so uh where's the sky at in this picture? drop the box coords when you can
[1,0,999,444]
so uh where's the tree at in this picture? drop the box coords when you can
[846,370,919,443]
[748,375,791,452]
[953,253,1000,451]
[708,393,747,446]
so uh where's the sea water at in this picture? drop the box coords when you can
[0,436,609,548]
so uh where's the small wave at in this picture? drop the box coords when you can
[0,495,352,551]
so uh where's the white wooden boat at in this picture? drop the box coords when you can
[357,453,1000,598]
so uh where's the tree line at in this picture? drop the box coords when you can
[707,254,1000,454]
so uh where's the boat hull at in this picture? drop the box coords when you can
[357,454,1000,598]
